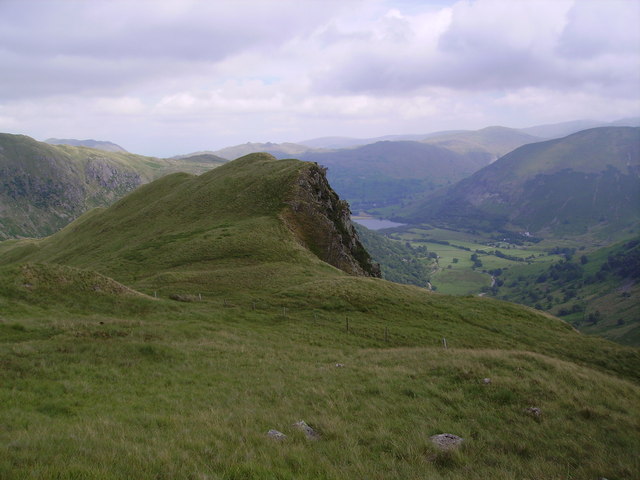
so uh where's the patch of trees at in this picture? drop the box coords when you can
[493,250,526,262]
[470,253,483,269]
[598,238,640,279]
[547,246,577,260]
[355,226,432,287]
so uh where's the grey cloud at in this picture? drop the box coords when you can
[313,0,639,97]
[0,0,346,100]
[556,0,640,59]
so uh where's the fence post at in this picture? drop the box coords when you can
[442,337,448,349]
[385,327,389,343]
[346,317,349,334]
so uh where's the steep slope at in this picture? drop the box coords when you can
[355,224,433,287]
[0,153,638,479]
[0,133,224,239]
[494,236,640,346]
[399,127,640,237]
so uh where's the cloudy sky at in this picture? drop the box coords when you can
[1,0,638,156]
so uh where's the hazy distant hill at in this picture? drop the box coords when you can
[398,127,640,237]
[212,141,315,160]
[45,137,128,153]
[300,118,640,150]
[171,152,228,165]
[519,118,640,139]
[299,134,430,149]
[297,141,492,212]
[421,126,542,158]
[297,127,544,212]
[0,134,224,239]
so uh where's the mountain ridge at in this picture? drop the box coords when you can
[398,127,640,237]
[45,137,128,153]
[0,133,226,240]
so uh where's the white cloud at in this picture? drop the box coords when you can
[0,0,637,155]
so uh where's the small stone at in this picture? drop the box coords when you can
[525,407,542,418]
[293,420,320,440]
[482,378,491,384]
[266,429,286,440]
[430,433,464,450]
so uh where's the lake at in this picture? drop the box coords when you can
[353,218,405,230]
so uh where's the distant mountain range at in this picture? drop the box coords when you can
[297,141,491,212]
[210,142,314,160]
[397,127,640,237]
[2,117,638,241]
[45,138,129,153]
[299,117,640,149]
[205,118,638,214]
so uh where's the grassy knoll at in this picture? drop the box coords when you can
[0,155,639,479]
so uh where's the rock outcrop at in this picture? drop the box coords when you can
[284,163,381,278]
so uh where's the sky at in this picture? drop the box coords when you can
[1,0,639,157]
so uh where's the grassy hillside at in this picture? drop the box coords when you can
[399,127,640,239]
[0,133,225,239]
[355,224,433,287]
[494,237,640,346]
[0,154,638,479]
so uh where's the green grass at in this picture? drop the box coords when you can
[385,227,557,295]
[431,269,492,295]
[0,154,639,478]
[1,292,638,479]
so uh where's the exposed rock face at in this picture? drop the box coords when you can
[85,158,142,191]
[284,163,381,277]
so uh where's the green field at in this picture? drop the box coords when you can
[385,227,559,295]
